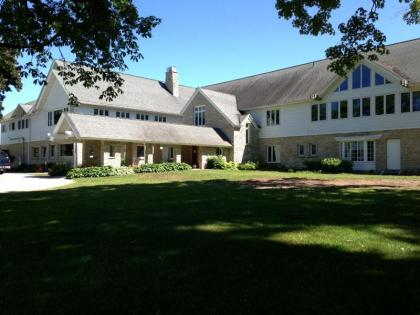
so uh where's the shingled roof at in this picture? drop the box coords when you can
[205,38,420,110]
[53,61,195,115]
[55,113,232,147]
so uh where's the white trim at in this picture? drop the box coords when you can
[335,134,382,142]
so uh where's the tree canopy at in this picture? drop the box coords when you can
[275,0,420,76]
[0,0,160,118]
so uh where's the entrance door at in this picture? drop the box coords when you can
[387,139,401,170]
[192,146,199,169]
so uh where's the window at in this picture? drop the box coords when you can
[401,92,411,113]
[352,65,361,89]
[386,94,395,114]
[168,147,174,160]
[267,145,279,163]
[105,110,109,116]
[94,109,99,115]
[375,73,391,86]
[297,144,305,157]
[266,109,280,126]
[367,141,375,162]
[25,119,29,128]
[362,65,371,88]
[362,97,371,116]
[11,122,15,130]
[109,145,115,158]
[352,99,361,117]
[375,95,384,115]
[116,111,120,118]
[413,91,420,112]
[99,109,104,116]
[32,147,40,159]
[136,113,149,120]
[352,65,371,89]
[94,109,108,116]
[126,112,130,119]
[1,125,6,132]
[375,73,385,85]
[194,105,206,126]
[49,145,55,158]
[331,101,339,119]
[155,115,166,122]
[41,146,47,158]
[335,78,348,92]
[216,148,223,156]
[376,94,395,115]
[309,144,317,156]
[340,100,348,119]
[311,104,318,121]
[136,146,145,158]
[60,144,73,157]
[117,111,130,118]
[245,124,250,144]
[53,110,62,125]
[319,103,327,120]
[47,112,52,126]
[311,104,326,121]
[18,120,21,130]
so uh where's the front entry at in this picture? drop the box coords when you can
[387,139,401,170]
[192,146,199,169]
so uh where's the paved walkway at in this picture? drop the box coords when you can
[0,173,73,193]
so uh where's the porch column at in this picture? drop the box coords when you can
[175,146,182,163]
[75,142,84,167]
[99,140,105,166]
[146,143,154,164]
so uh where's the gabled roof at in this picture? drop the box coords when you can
[205,38,420,110]
[199,88,241,127]
[1,100,36,121]
[52,61,195,115]
[54,113,232,147]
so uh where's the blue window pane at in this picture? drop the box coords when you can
[340,78,348,91]
[362,65,371,88]
[375,73,384,85]
[352,66,361,89]
[331,101,339,119]
[413,92,420,112]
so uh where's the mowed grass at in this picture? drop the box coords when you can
[1,170,420,314]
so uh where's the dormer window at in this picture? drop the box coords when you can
[194,105,205,126]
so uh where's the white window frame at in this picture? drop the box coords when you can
[216,147,223,156]
[267,145,280,163]
[340,140,375,162]
[47,111,53,126]
[194,105,206,126]
[168,146,174,160]
[309,144,317,156]
[245,123,250,144]
[266,109,280,126]
[297,144,305,157]
[136,145,145,159]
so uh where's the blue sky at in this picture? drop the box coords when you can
[3,0,419,113]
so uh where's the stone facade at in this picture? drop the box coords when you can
[259,128,420,172]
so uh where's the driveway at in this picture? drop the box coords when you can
[0,173,73,193]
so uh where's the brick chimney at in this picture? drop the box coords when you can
[165,66,179,97]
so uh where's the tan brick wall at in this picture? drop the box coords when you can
[259,128,420,171]
[182,93,235,142]
[233,123,259,163]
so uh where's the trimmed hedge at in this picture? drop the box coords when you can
[66,166,134,179]
[48,162,71,177]
[134,162,192,173]
[303,158,353,173]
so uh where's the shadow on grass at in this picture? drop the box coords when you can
[1,179,420,314]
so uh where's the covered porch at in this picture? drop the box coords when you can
[52,113,232,169]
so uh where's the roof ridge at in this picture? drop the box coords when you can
[53,59,195,89]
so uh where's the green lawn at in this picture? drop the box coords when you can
[1,170,420,314]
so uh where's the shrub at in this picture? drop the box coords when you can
[48,162,71,177]
[237,161,257,170]
[134,162,192,173]
[206,156,238,170]
[320,158,353,173]
[206,156,226,169]
[303,159,323,171]
[66,166,135,179]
